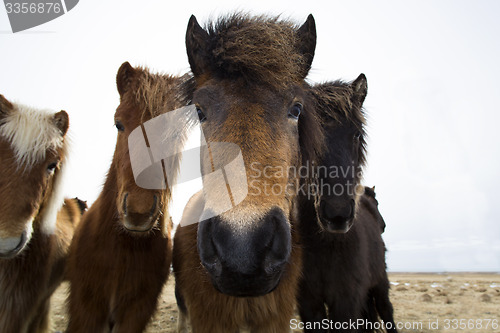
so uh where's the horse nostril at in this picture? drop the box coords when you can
[319,200,327,218]
[203,256,222,277]
[265,212,291,272]
[320,199,335,220]
[197,218,224,276]
[198,219,215,260]
[0,230,27,258]
[349,199,355,218]
[149,195,157,217]
[122,193,129,216]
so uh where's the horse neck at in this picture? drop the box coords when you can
[95,154,121,219]
[297,195,322,237]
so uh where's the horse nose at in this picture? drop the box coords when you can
[319,199,355,233]
[197,207,291,297]
[122,193,159,232]
[0,231,27,258]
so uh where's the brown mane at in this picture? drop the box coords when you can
[122,68,193,122]
[201,13,309,87]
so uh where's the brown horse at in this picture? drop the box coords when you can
[297,78,397,332]
[173,13,324,332]
[66,62,192,332]
[0,95,81,332]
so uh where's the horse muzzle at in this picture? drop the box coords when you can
[197,207,291,297]
[0,229,29,259]
[121,193,160,233]
[318,198,355,233]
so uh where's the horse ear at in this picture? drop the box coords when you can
[351,73,368,105]
[53,110,69,136]
[116,61,136,96]
[296,14,317,78]
[0,94,13,118]
[186,15,210,77]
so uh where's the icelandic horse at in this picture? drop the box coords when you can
[297,78,397,332]
[0,94,82,332]
[66,63,192,332]
[173,13,325,332]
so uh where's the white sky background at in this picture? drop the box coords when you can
[1,0,499,272]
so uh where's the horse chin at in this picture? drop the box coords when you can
[0,229,30,259]
[121,213,160,235]
[319,217,354,234]
[208,271,283,298]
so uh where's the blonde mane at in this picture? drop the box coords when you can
[0,102,66,168]
[0,101,69,235]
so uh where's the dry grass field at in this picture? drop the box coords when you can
[51,273,500,332]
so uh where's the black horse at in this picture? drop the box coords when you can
[297,76,397,333]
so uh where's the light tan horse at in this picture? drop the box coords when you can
[0,94,82,332]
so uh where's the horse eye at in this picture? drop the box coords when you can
[354,132,362,140]
[115,121,125,132]
[47,162,58,173]
[197,106,207,123]
[288,103,302,120]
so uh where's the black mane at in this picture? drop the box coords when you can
[311,80,368,168]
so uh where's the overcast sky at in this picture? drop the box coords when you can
[1,0,499,272]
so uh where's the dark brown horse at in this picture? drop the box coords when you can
[66,63,191,332]
[0,95,82,332]
[173,13,324,332]
[359,186,395,333]
[297,78,397,332]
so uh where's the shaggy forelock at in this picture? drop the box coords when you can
[132,68,194,122]
[311,81,368,167]
[204,13,308,87]
[311,81,366,128]
[0,103,65,169]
